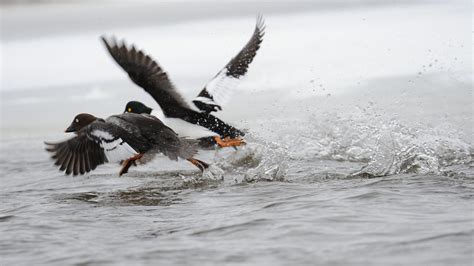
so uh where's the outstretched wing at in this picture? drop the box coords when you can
[193,16,265,113]
[45,134,107,176]
[45,122,142,176]
[102,36,190,115]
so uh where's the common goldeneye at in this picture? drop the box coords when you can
[45,113,208,176]
[101,16,265,148]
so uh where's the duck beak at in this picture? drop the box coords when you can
[65,124,75,133]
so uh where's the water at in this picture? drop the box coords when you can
[1,1,473,265]
[1,141,473,265]
[1,80,472,264]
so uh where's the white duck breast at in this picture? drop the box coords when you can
[151,109,217,139]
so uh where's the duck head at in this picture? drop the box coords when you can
[65,113,98,133]
[124,101,153,114]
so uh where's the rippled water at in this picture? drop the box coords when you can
[2,78,473,265]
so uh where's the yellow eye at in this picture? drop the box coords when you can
[128,108,132,112]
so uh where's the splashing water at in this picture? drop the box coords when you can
[271,105,472,179]
[213,134,290,183]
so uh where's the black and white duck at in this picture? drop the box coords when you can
[45,113,209,176]
[102,16,265,148]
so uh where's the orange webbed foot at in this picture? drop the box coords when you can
[214,136,246,148]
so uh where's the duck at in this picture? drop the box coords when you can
[45,113,209,176]
[101,16,265,148]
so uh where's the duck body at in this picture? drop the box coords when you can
[150,105,244,139]
[105,113,196,160]
[45,113,207,176]
[151,108,217,140]
[102,16,264,148]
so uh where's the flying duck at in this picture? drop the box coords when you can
[45,113,209,176]
[101,16,265,148]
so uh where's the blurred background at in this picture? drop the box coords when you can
[1,0,470,138]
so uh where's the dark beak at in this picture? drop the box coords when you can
[65,125,75,133]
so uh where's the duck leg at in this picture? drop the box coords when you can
[213,136,246,148]
[119,153,144,176]
[187,158,209,172]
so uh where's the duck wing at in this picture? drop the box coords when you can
[45,120,148,175]
[192,16,265,114]
[102,36,190,116]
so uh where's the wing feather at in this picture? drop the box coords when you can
[77,142,85,175]
[193,16,265,113]
[88,129,139,163]
[83,142,91,172]
[45,120,143,175]
[102,36,190,116]
[59,151,72,171]
[65,146,76,175]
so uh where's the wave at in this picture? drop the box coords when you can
[259,108,472,178]
[213,135,290,183]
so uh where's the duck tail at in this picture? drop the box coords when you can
[177,138,199,158]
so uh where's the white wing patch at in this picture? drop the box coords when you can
[193,96,216,106]
[91,129,138,162]
[193,17,263,113]
[201,69,240,107]
[91,129,114,140]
